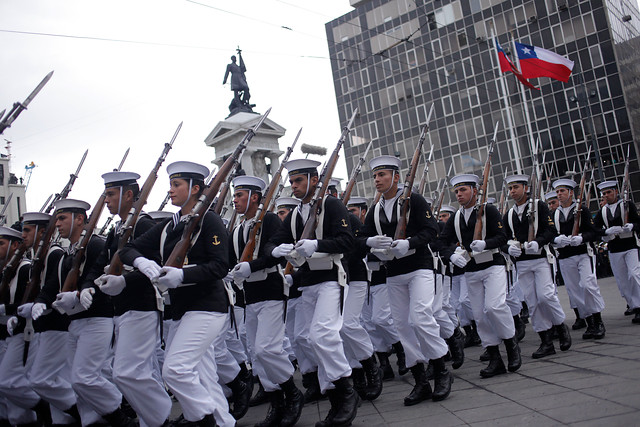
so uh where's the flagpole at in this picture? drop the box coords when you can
[511,36,537,159]
[491,27,523,174]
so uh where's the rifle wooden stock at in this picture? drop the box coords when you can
[434,179,447,217]
[341,138,372,206]
[473,122,499,242]
[572,150,592,237]
[164,108,271,268]
[0,242,28,305]
[622,145,631,223]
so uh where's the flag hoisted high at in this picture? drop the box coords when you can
[515,42,574,82]
[495,40,539,90]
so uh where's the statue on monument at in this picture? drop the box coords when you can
[223,47,255,116]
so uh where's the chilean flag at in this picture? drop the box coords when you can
[515,42,574,82]
[496,41,539,90]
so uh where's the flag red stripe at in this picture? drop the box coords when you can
[519,57,572,82]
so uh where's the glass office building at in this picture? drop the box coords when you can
[326,0,640,207]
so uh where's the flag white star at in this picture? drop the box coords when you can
[522,47,531,55]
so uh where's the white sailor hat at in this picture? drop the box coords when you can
[346,196,368,207]
[147,211,174,221]
[167,161,209,181]
[369,155,401,173]
[450,174,480,188]
[0,226,22,241]
[439,205,456,214]
[544,191,558,201]
[53,199,91,215]
[552,179,577,190]
[275,197,300,209]
[486,197,496,205]
[101,171,141,188]
[284,159,320,177]
[232,176,266,192]
[424,196,434,205]
[328,178,342,188]
[504,174,530,185]
[22,212,51,225]
[597,180,618,191]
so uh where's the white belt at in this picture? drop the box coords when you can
[470,248,499,264]
[245,266,278,283]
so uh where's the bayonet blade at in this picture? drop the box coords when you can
[75,149,88,176]
[117,148,130,171]
[22,71,54,109]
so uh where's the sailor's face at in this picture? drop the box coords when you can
[602,188,618,204]
[289,174,313,199]
[547,198,559,211]
[233,190,250,214]
[454,185,475,206]
[373,169,397,193]
[556,187,572,204]
[438,212,451,223]
[21,224,38,247]
[169,178,191,207]
[55,212,74,239]
[508,183,527,203]
[105,188,122,215]
[0,238,10,260]
[277,207,291,222]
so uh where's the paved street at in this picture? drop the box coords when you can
[235,276,640,426]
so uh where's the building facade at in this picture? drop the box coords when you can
[0,155,27,227]
[326,0,640,207]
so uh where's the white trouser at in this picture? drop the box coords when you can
[340,281,374,367]
[300,282,351,392]
[609,249,640,310]
[558,254,605,318]
[506,279,523,316]
[293,292,318,375]
[163,311,232,425]
[516,258,566,332]
[434,274,455,339]
[284,297,302,363]
[213,329,240,386]
[246,300,293,391]
[226,305,249,365]
[441,275,458,327]
[0,334,40,423]
[195,342,235,427]
[113,311,171,427]
[465,265,516,347]
[386,269,449,366]
[68,317,120,426]
[0,341,6,421]
[28,330,77,413]
[451,275,473,327]
[361,284,400,352]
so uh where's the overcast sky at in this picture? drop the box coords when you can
[0,0,353,217]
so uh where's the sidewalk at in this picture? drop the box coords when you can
[237,276,640,426]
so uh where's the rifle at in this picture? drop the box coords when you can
[433,163,454,217]
[571,148,593,237]
[0,193,14,226]
[39,195,53,213]
[239,128,301,263]
[164,109,271,269]
[417,144,435,197]
[98,148,131,235]
[473,122,500,243]
[622,145,631,224]
[21,150,88,304]
[213,149,247,215]
[527,140,542,244]
[395,104,435,240]
[341,138,373,206]
[0,71,54,135]
[106,123,182,276]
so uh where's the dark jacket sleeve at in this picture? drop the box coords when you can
[483,205,508,250]
[436,214,458,260]
[78,236,107,292]
[265,210,295,257]
[406,193,438,250]
[122,215,159,290]
[536,200,558,246]
[248,212,283,272]
[35,248,64,307]
[181,212,229,283]
[316,196,354,255]
[579,206,598,243]
[627,202,640,231]
[119,219,169,266]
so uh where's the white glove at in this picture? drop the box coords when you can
[52,291,80,314]
[508,243,522,257]
[470,240,486,252]
[232,262,252,281]
[80,288,95,310]
[623,223,634,233]
[524,241,539,254]
[366,235,393,249]
[95,274,126,296]
[157,266,183,289]
[224,271,234,282]
[602,234,614,242]
[390,239,410,257]
[294,239,318,258]
[0,304,4,316]
[272,243,295,258]
[605,226,623,235]
[17,303,33,319]
[31,302,47,320]
[450,253,468,268]
[6,316,18,336]
[554,235,570,248]
[569,235,583,246]
[133,257,162,281]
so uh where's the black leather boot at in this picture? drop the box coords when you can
[329,377,359,426]
[0,419,10,427]
[532,330,556,359]
[572,308,586,330]
[503,337,522,372]
[102,407,138,427]
[32,399,52,427]
[479,346,506,378]
[279,378,304,427]
[592,312,606,339]
[198,414,216,427]
[404,363,432,406]
[479,348,490,361]
[376,351,395,380]
[446,327,465,369]
[431,357,453,402]
[555,323,572,351]
[633,308,640,324]
[514,315,526,342]
[520,301,529,324]
[360,355,383,400]
[63,404,82,424]
[425,360,434,380]
[226,371,252,420]
[582,315,595,339]
[250,380,270,407]
[255,391,284,427]
[391,341,409,375]
[314,390,338,427]
[351,368,367,399]
[301,371,323,403]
